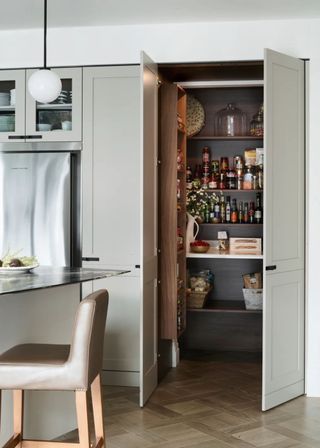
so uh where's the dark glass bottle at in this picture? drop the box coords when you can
[220,195,226,223]
[249,201,255,224]
[244,202,249,223]
[238,201,244,223]
[226,196,231,223]
[255,193,263,223]
[231,199,238,223]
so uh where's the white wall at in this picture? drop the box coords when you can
[1,17,319,395]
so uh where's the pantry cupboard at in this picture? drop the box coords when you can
[158,49,305,411]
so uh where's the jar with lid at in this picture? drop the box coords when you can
[215,103,247,136]
[250,104,264,137]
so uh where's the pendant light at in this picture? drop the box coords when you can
[28,0,62,104]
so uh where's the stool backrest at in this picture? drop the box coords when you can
[68,289,109,389]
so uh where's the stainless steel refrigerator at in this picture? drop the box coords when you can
[0,143,81,266]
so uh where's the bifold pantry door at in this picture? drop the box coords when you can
[263,49,305,411]
[139,52,159,406]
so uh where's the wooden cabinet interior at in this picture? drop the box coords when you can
[158,61,264,353]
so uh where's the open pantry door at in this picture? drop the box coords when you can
[139,52,158,406]
[262,49,305,411]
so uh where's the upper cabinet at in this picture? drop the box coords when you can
[0,67,82,142]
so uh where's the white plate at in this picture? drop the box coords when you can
[0,263,39,274]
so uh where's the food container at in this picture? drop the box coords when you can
[230,237,262,254]
[215,103,247,136]
[190,241,210,253]
[243,288,263,310]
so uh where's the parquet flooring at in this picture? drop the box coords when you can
[64,352,320,447]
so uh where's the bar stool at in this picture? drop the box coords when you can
[0,289,109,448]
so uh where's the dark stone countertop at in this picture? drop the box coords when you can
[0,266,129,295]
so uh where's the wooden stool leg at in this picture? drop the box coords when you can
[91,374,105,447]
[75,390,90,448]
[13,390,24,437]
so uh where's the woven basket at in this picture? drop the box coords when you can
[187,287,212,309]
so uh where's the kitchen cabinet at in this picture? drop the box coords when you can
[157,49,305,411]
[0,67,82,142]
[82,57,158,407]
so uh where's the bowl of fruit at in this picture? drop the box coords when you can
[0,251,39,274]
[190,240,210,253]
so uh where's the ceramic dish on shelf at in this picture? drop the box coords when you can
[186,94,205,137]
[0,263,39,274]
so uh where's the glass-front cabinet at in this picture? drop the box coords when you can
[0,70,26,142]
[0,67,82,142]
[26,67,82,141]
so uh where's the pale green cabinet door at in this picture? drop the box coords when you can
[263,49,305,411]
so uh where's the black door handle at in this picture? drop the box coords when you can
[8,135,25,139]
[82,257,100,262]
[266,265,277,271]
[25,135,43,139]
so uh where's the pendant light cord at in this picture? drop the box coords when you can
[44,0,47,69]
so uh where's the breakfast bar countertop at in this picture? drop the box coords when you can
[0,266,129,295]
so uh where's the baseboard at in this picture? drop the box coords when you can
[101,369,139,387]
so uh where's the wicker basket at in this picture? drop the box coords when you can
[187,287,212,309]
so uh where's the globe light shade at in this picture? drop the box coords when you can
[28,69,62,104]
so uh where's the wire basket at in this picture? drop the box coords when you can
[187,287,213,309]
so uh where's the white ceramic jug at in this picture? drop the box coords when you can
[186,212,200,251]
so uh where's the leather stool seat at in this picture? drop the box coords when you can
[0,289,109,448]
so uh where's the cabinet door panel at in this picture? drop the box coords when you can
[140,52,158,406]
[263,48,305,411]
[82,66,140,268]
[0,70,25,142]
[26,67,82,142]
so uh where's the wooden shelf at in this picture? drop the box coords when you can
[187,248,263,259]
[188,299,262,314]
[188,135,263,141]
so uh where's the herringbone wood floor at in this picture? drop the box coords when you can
[66,352,320,447]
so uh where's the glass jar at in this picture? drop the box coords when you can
[215,103,247,136]
[250,104,264,137]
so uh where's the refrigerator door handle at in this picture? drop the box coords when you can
[8,135,25,140]
[25,135,43,139]
[82,257,100,262]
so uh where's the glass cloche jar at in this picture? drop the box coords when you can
[250,104,264,137]
[215,103,247,136]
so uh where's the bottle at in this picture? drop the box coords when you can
[249,202,255,224]
[202,146,210,164]
[213,196,220,223]
[202,162,210,189]
[193,164,201,189]
[208,171,218,189]
[252,174,258,190]
[226,196,231,223]
[220,157,229,173]
[204,203,210,224]
[238,201,244,223]
[186,165,193,189]
[236,169,243,190]
[243,165,253,190]
[255,193,263,223]
[209,198,215,223]
[227,169,236,189]
[219,172,226,189]
[244,202,249,223]
[231,199,238,223]
[257,164,264,190]
[220,195,226,223]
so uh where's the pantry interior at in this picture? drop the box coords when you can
[156,54,305,410]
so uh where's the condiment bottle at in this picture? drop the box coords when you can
[243,165,253,190]
[231,199,238,223]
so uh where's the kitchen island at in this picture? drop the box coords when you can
[0,266,128,444]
